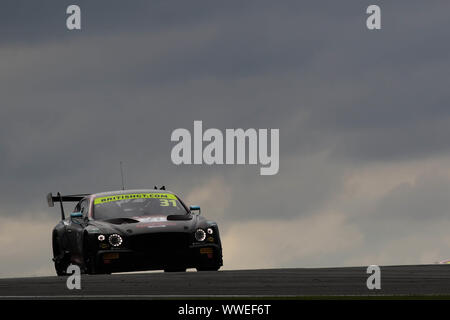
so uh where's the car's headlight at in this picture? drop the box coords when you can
[109,234,123,247]
[98,234,105,241]
[207,228,214,235]
[195,229,206,242]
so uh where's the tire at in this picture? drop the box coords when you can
[83,257,96,275]
[53,236,69,276]
[54,261,69,276]
[196,266,220,272]
[83,234,97,275]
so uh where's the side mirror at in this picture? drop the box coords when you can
[70,211,83,219]
[190,205,201,215]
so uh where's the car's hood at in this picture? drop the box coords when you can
[88,214,206,236]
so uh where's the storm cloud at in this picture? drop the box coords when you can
[1,0,450,277]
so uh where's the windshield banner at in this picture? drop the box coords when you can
[94,193,177,205]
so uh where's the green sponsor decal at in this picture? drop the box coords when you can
[94,193,176,205]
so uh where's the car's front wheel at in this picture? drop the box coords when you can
[83,234,99,275]
[54,260,69,276]
[53,236,70,276]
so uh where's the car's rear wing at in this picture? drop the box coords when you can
[47,192,90,220]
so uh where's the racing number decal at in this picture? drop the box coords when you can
[159,199,177,207]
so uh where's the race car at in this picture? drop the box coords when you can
[47,188,223,275]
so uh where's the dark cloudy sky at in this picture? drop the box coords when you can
[1,0,450,277]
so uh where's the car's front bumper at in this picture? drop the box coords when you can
[94,243,222,272]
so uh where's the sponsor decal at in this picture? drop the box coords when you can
[133,215,177,228]
[94,193,176,205]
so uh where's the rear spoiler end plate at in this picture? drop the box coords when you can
[46,192,91,220]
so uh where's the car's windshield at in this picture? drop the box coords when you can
[93,193,188,220]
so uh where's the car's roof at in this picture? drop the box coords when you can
[91,189,175,198]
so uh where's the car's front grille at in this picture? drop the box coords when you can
[129,232,190,254]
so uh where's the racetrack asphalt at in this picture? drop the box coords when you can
[0,265,449,299]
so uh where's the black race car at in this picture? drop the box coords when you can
[47,188,223,275]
